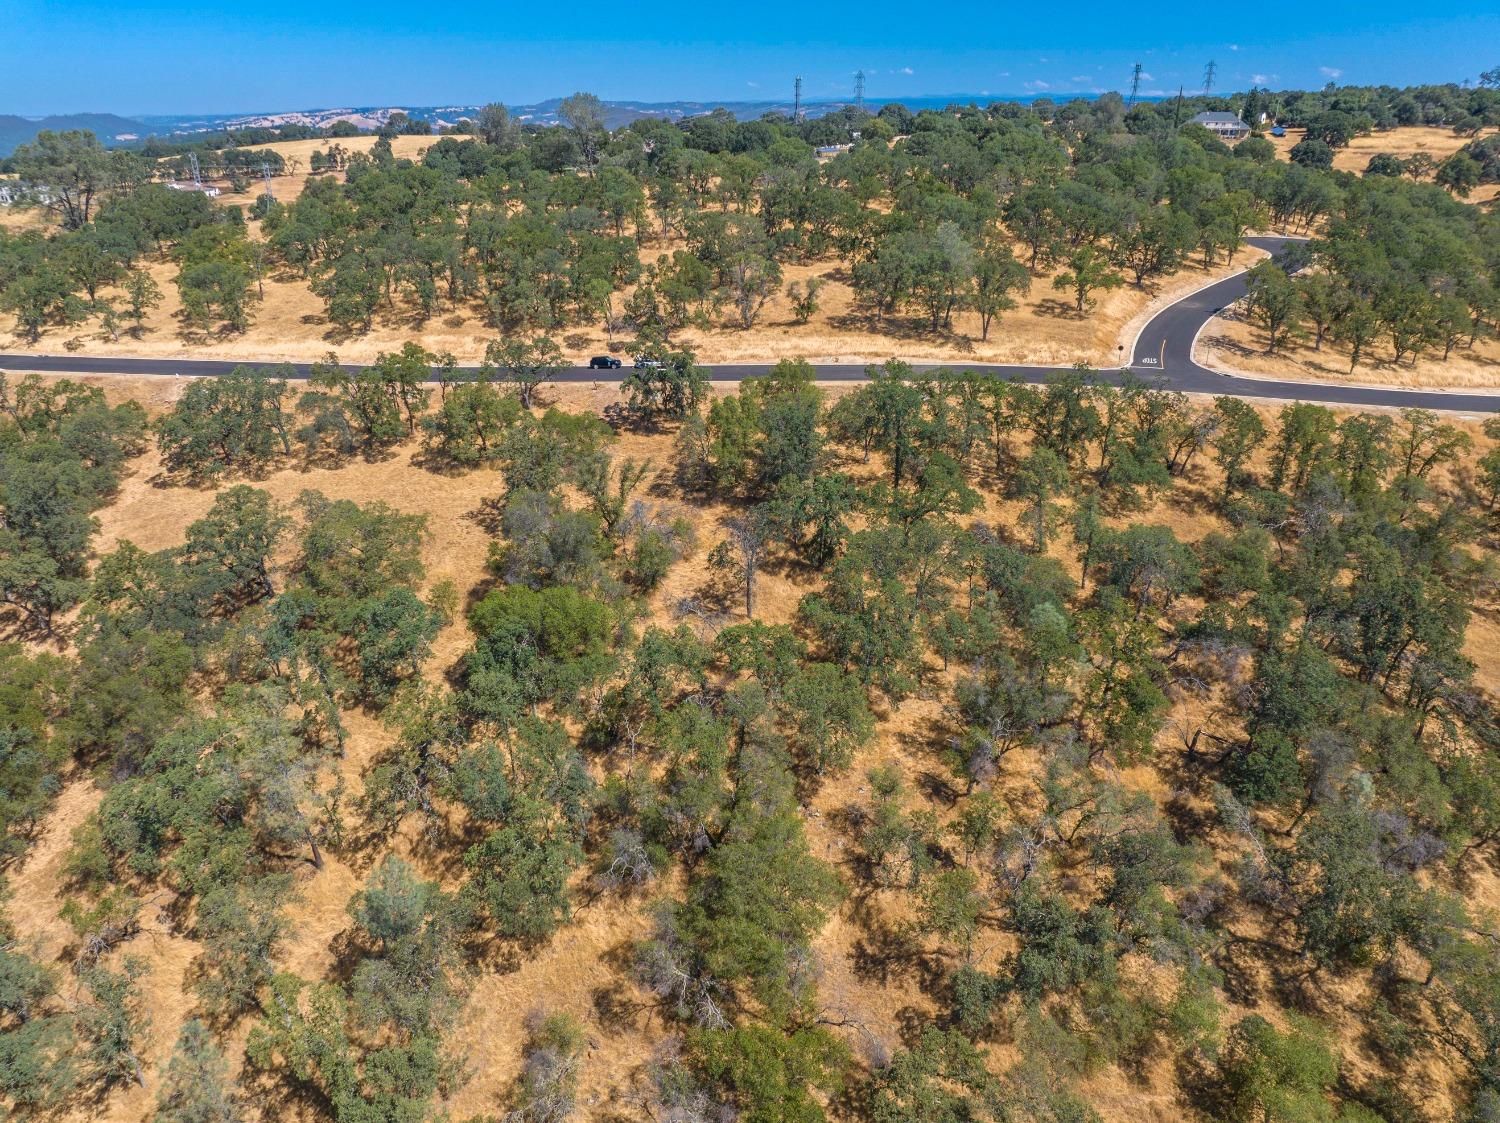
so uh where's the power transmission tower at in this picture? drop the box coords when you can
[854,70,866,113]
[1128,62,1143,107]
[261,161,274,201]
[189,151,202,188]
[794,75,803,121]
[1203,60,1217,96]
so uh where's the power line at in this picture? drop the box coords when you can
[1128,62,1143,108]
[854,69,866,113]
[1203,59,1217,96]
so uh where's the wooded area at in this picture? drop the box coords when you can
[3,352,1500,1121]
[2,83,1498,377]
[4,73,1500,1123]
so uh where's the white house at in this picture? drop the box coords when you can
[1188,111,1252,142]
[168,181,222,198]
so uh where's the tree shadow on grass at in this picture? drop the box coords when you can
[846,894,945,997]
[238,1056,340,1123]
[1031,297,1086,320]
[826,307,978,349]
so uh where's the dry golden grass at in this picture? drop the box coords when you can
[2,224,1267,374]
[200,135,439,207]
[4,378,1499,1123]
[1267,124,1500,207]
[3,133,1275,369]
[6,127,1492,394]
[1200,304,1500,389]
[0,204,51,233]
[1268,123,1490,175]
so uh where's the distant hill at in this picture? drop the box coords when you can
[506,98,805,128]
[0,113,147,156]
[3,92,1121,155]
[135,100,836,136]
[134,92,1102,139]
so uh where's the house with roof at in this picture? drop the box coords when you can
[1188,111,1251,142]
[168,181,222,198]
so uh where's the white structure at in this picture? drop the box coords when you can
[0,181,57,206]
[1188,111,1251,141]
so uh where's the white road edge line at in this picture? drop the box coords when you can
[1122,235,1300,368]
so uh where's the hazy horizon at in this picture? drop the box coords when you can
[17,91,1169,126]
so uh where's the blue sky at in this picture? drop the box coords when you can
[9,0,1497,116]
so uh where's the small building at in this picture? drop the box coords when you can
[1188,111,1251,142]
[815,143,854,158]
[168,181,222,198]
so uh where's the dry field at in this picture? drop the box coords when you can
[0,136,439,234]
[0,198,51,234]
[1199,303,1500,389]
[2,127,1495,405]
[1268,123,1500,205]
[4,373,1500,1122]
[0,217,1268,373]
[215,134,439,206]
[4,133,1272,370]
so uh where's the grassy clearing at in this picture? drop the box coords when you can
[1269,123,1499,204]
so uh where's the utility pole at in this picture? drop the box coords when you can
[854,69,866,113]
[793,75,803,121]
[1203,59,1217,96]
[1128,62,1143,108]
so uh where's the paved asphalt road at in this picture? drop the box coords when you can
[2,235,1496,413]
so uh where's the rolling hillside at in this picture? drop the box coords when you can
[0,112,146,156]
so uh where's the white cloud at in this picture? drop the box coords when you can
[1025,80,1051,91]
[1251,73,1271,84]
[1229,43,1240,51]
[892,66,914,75]
[1139,71,1154,81]
[1319,66,1343,79]
[1070,75,1091,83]
[746,80,759,88]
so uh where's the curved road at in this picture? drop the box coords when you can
[1,237,1495,413]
